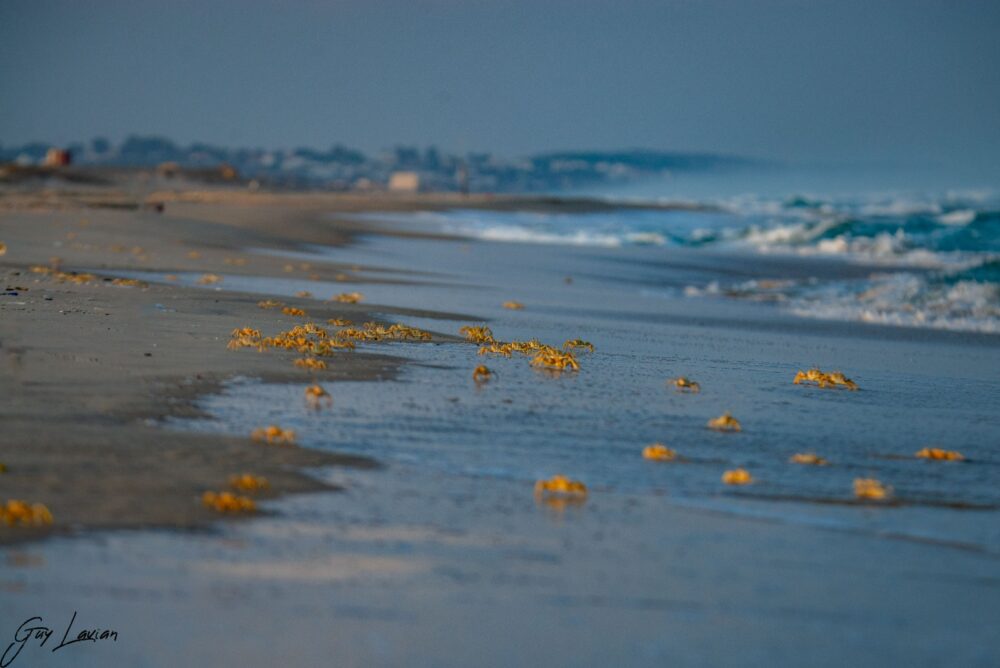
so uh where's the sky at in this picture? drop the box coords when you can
[1,0,999,172]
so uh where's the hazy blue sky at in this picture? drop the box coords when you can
[1,0,999,169]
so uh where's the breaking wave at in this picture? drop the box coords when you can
[358,190,1000,333]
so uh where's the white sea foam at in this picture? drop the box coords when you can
[357,194,1000,333]
[462,224,627,247]
[937,209,977,226]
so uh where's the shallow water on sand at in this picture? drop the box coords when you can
[163,229,1000,552]
[6,212,1000,667]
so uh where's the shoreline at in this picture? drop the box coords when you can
[0,186,541,544]
[3,184,998,545]
[4,182,1000,666]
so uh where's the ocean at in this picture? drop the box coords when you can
[130,184,1000,553]
[354,185,1000,333]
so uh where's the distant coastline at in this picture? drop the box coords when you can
[0,135,766,194]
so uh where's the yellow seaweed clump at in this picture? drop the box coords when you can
[229,474,269,492]
[304,384,333,408]
[227,327,263,350]
[261,324,355,354]
[671,377,700,393]
[642,444,677,461]
[915,447,964,461]
[472,365,492,384]
[61,272,97,285]
[707,412,741,432]
[478,342,513,357]
[331,292,364,304]
[111,278,146,287]
[459,325,495,344]
[721,469,753,485]
[2,500,53,526]
[793,368,858,391]
[258,299,283,309]
[336,322,431,342]
[251,425,297,445]
[853,478,891,500]
[202,491,256,513]
[30,265,98,284]
[529,349,580,372]
[294,357,327,371]
[534,475,588,498]
[789,453,828,466]
[562,339,595,353]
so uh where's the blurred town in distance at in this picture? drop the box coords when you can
[0,135,759,193]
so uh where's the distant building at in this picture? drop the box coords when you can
[156,161,181,177]
[388,171,420,193]
[218,163,238,181]
[43,148,71,167]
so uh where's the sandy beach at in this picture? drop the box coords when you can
[0,183,519,541]
[2,177,999,666]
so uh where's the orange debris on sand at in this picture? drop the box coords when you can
[529,349,580,372]
[229,474,269,492]
[460,325,495,343]
[331,292,363,304]
[293,357,327,370]
[534,475,588,498]
[227,327,263,350]
[304,384,333,408]
[2,500,53,526]
[472,365,492,384]
[854,478,891,500]
[642,444,677,461]
[250,425,297,445]
[789,453,828,466]
[671,377,700,393]
[111,278,145,287]
[707,412,741,432]
[562,339,595,353]
[202,491,256,513]
[722,469,753,485]
[793,368,858,391]
[915,447,964,461]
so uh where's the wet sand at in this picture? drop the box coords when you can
[2,182,999,666]
[0,184,608,543]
